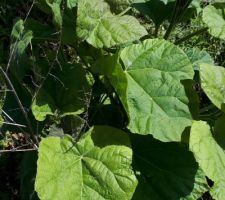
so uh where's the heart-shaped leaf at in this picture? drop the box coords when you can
[76,0,147,48]
[95,39,194,142]
[35,126,137,200]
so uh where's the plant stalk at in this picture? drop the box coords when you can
[174,27,208,44]
[164,0,193,40]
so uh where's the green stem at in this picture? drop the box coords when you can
[154,25,160,38]
[164,0,193,40]
[174,27,208,45]
[118,7,132,16]
[164,0,180,39]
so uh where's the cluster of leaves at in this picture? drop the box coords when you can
[1,0,225,199]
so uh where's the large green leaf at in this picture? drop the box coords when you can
[200,64,225,112]
[190,121,225,200]
[76,0,147,48]
[202,5,225,40]
[131,134,208,200]
[35,126,137,200]
[95,39,194,142]
[32,63,90,121]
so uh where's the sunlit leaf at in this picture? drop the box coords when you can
[35,126,137,200]
[95,39,194,142]
[202,5,225,40]
[190,121,225,200]
[200,64,225,112]
[76,0,147,48]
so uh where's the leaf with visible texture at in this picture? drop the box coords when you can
[96,39,194,142]
[76,0,147,48]
[190,121,225,200]
[202,5,225,40]
[185,47,214,71]
[35,126,137,200]
[200,64,225,112]
[131,134,209,200]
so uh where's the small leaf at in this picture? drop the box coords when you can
[200,64,225,112]
[190,121,225,200]
[10,19,33,56]
[76,0,147,48]
[35,126,137,200]
[32,89,56,121]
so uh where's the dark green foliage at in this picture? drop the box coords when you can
[0,0,225,199]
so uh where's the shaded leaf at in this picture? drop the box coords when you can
[19,152,39,200]
[214,114,225,149]
[131,134,208,200]
[32,63,90,121]
[132,0,175,27]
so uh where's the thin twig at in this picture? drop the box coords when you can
[0,67,37,144]
[2,122,27,128]
[0,148,37,153]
